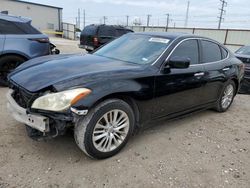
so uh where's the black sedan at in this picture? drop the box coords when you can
[235,45,250,93]
[7,32,244,159]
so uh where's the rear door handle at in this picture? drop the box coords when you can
[194,72,205,77]
[223,67,230,71]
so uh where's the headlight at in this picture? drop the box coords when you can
[31,88,91,112]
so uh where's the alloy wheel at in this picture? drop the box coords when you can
[221,84,234,109]
[92,109,130,152]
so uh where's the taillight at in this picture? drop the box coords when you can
[28,38,50,43]
[93,37,98,46]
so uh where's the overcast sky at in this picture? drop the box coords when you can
[25,0,250,29]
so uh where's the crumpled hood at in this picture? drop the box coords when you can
[9,53,142,92]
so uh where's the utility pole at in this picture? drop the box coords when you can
[103,16,107,24]
[184,1,190,27]
[82,9,85,29]
[165,13,170,31]
[78,8,80,28]
[146,14,151,27]
[126,15,129,26]
[75,17,78,28]
[218,0,227,29]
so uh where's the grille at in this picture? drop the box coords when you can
[245,68,250,77]
[10,83,33,108]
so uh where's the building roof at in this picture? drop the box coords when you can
[0,13,31,23]
[10,0,63,10]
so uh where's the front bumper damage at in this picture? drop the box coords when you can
[7,89,82,140]
[7,90,49,133]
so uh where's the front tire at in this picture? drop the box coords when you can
[74,99,135,159]
[214,80,236,112]
[0,55,26,86]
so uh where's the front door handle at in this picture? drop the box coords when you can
[223,67,230,71]
[194,72,205,77]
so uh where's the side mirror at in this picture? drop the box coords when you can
[167,57,190,69]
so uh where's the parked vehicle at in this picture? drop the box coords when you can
[7,32,244,159]
[235,45,250,93]
[0,13,59,86]
[79,24,133,52]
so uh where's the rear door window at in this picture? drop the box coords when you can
[201,40,222,63]
[170,39,199,65]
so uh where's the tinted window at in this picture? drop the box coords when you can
[15,22,41,34]
[0,19,40,34]
[81,25,97,35]
[98,26,116,36]
[170,39,199,65]
[0,19,25,34]
[116,29,130,36]
[201,40,222,63]
[221,47,228,59]
[235,46,250,55]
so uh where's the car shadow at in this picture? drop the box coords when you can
[29,109,217,162]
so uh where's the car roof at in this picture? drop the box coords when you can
[0,13,31,23]
[136,32,203,40]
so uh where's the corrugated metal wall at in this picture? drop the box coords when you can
[62,22,75,40]
[129,26,250,52]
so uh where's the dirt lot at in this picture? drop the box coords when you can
[0,38,250,188]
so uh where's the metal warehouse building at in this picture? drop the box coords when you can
[0,0,62,32]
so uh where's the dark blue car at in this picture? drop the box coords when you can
[0,13,51,85]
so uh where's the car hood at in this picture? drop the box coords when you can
[235,53,250,58]
[235,53,250,68]
[9,54,145,92]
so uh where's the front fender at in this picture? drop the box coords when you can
[71,78,154,110]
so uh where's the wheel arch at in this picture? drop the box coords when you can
[0,52,29,62]
[230,77,239,94]
[89,93,140,127]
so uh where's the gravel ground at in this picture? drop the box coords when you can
[0,38,249,188]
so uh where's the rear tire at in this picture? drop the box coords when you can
[0,55,26,86]
[214,80,236,112]
[74,99,135,159]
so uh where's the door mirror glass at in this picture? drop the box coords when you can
[167,57,190,69]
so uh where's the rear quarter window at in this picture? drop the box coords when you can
[0,19,41,34]
[201,40,222,63]
[221,47,228,59]
[0,19,25,34]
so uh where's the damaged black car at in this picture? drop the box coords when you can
[7,32,244,159]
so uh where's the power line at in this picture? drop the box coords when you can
[184,1,190,27]
[146,14,152,26]
[83,9,85,29]
[218,0,227,29]
[103,16,107,24]
[126,15,129,26]
[165,13,170,31]
[78,8,80,28]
